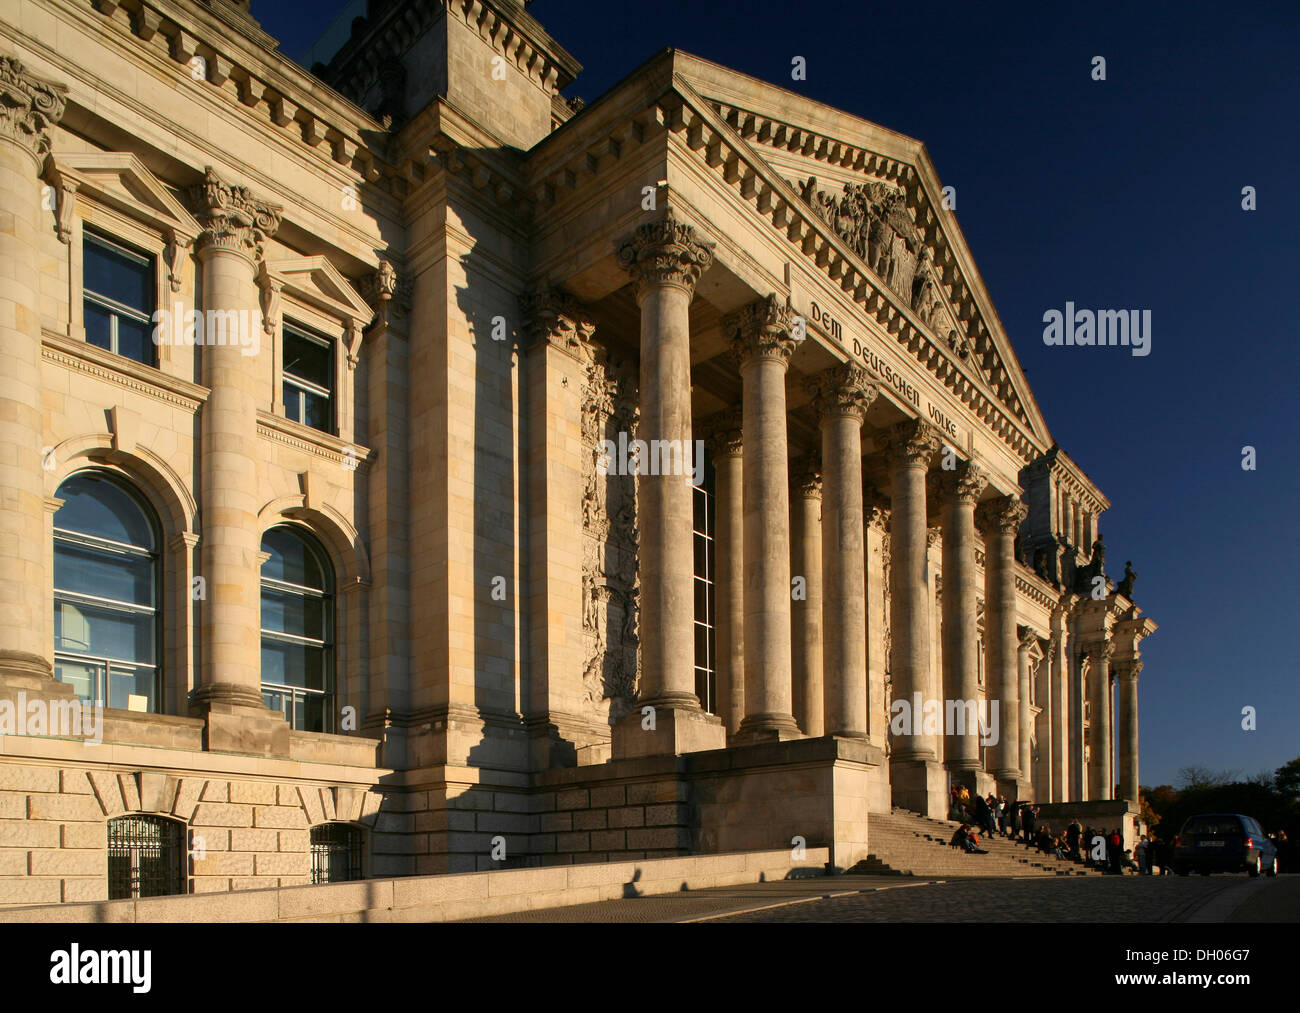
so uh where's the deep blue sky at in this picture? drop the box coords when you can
[256,0,1299,789]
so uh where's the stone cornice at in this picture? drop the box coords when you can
[85,0,390,183]
[1022,445,1112,515]
[42,329,207,412]
[255,410,374,472]
[0,54,68,167]
[320,0,581,113]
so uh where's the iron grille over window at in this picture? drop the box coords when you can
[107,815,186,900]
[692,452,716,714]
[311,823,363,884]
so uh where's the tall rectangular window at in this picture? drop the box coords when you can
[83,230,155,366]
[283,322,334,434]
[692,452,716,713]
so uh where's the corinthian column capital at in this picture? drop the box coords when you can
[615,213,715,297]
[0,56,67,170]
[790,454,822,499]
[519,283,595,354]
[933,459,987,505]
[187,166,283,262]
[806,362,877,422]
[727,293,803,367]
[702,406,743,459]
[976,493,1027,535]
[884,418,941,470]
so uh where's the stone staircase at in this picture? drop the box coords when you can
[856,808,1106,878]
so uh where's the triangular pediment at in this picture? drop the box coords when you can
[48,152,200,240]
[264,256,372,324]
[667,54,1053,453]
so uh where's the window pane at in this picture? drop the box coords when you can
[284,330,331,388]
[302,390,332,432]
[260,586,325,640]
[84,235,152,312]
[84,300,114,350]
[261,528,327,589]
[54,474,155,549]
[54,658,102,701]
[55,541,153,603]
[261,640,325,690]
[303,693,326,733]
[55,599,154,664]
[284,383,301,424]
[116,314,153,365]
[108,664,156,712]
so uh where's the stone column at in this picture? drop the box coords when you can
[705,409,745,737]
[729,294,803,743]
[1117,660,1141,804]
[1017,629,1035,791]
[1071,641,1088,800]
[809,365,876,739]
[977,493,1027,796]
[612,215,724,756]
[935,460,986,780]
[1086,640,1114,800]
[0,57,65,688]
[1050,598,1071,801]
[788,455,823,737]
[884,420,942,815]
[187,168,287,754]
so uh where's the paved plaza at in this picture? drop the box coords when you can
[463,874,1299,924]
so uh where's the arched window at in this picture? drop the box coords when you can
[53,472,161,712]
[107,814,186,899]
[310,823,364,883]
[260,526,334,732]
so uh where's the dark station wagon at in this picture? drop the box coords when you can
[1172,813,1279,877]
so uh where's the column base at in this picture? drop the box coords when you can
[611,702,726,759]
[0,651,54,685]
[990,769,1026,802]
[732,712,803,746]
[193,683,290,758]
[890,757,948,819]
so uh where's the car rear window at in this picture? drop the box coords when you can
[1182,817,1243,835]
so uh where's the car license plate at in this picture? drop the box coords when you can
[1200,841,1224,847]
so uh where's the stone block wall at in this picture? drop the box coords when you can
[0,760,390,908]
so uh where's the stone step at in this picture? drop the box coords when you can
[864,808,1105,878]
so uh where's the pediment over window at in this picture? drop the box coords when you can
[46,151,200,244]
[263,256,373,327]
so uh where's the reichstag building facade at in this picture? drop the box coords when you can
[0,0,1154,907]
